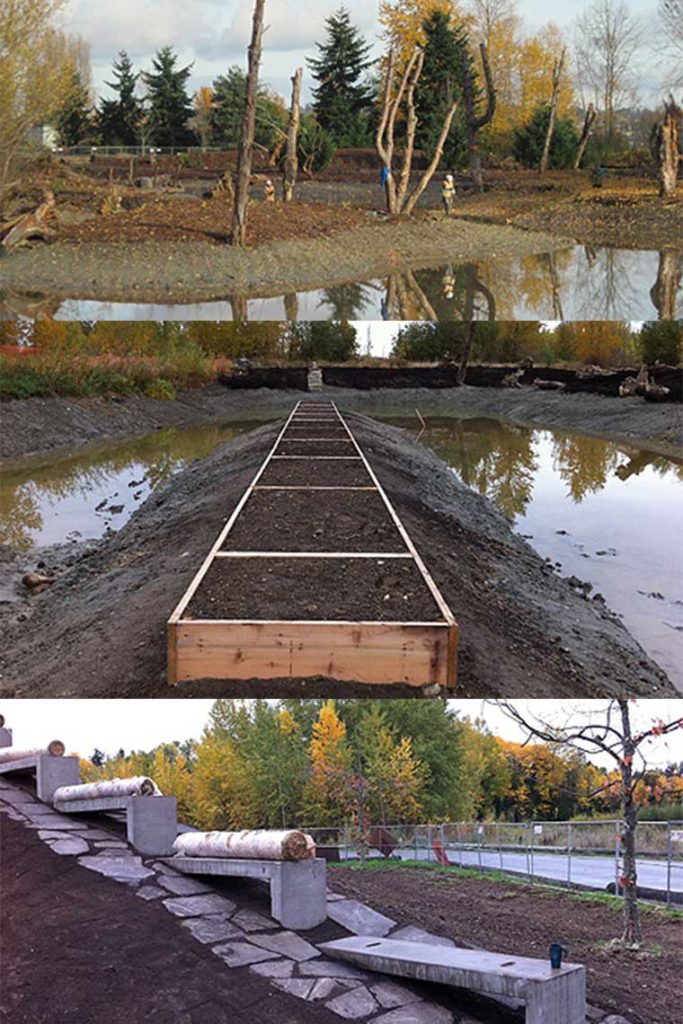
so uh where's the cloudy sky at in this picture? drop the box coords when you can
[61,0,663,106]
[3,699,681,770]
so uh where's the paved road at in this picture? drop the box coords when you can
[392,846,682,895]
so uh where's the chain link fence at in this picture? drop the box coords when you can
[303,820,683,905]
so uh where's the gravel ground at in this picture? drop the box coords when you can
[0,216,563,305]
[0,415,675,697]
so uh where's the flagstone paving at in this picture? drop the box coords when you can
[0,778,634,1024]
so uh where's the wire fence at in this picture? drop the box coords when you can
[303,820,683,906]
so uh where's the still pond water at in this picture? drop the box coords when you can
[2,414,681,687]
[4,246,680,322]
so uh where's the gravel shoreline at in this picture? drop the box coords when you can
[0,216,563,304]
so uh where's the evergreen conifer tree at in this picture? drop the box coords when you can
[416,10,471,168]
[142,46,196,147]
[98,51,142,146]
[308,7,374,146]
[56,71,93,146]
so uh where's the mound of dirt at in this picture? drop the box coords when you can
[0,415,675,697]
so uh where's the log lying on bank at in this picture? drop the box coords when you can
[1,191,57,251]
[53,776,161,803]
[173,829,316,861]
[0,740,64,763]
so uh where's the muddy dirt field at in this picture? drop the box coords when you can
[329,865,682,1024]
[0,415,676,698]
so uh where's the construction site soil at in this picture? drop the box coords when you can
[329,865,682,1024]
[0,415,676,697]
[187,558,441,623]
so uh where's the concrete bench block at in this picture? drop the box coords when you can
[36,755,81,803]
[320,936,586,1024]
[126,796,177,856]
[163,855,327,930]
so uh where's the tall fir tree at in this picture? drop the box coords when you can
[308,7,374,146]
[416,10,472,169]
[98,51,143,146]
[142,46,196,147]
[55,71,93,146]
[210,67,287,151]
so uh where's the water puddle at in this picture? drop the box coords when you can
[387,417,683,688]
[2,414,681,687]
[2,246,680,321]
[0,421,264,551]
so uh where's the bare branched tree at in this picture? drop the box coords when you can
[492,700,683,949]
[658,0,683,88]
[376,47,458,217]
[574,0,642,143]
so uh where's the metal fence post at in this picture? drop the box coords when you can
[666,821,672,907]
[567,821,572,886]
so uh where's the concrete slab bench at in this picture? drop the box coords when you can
[0,753,80,803]
[161,855,327,930]
[53,791,178,856]
[320,936,586,1024]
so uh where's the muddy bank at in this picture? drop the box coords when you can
[0,415,675,698]
[0,216,562,305]
[3,384,681,465]
[0,384,292,462]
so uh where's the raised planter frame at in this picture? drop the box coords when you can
[167,401,458,687]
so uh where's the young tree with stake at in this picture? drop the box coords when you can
[493,700,683,949]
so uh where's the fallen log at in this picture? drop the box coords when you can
[53,776,161,802]
[22,572,55,592]
[644,382,671,402]
[1,190,57,251]
[533,378,565,391]
[0,740,65,763]
[173,828,316,861]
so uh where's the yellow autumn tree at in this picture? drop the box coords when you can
[356,706,425,824]
[190,732,259,830]
[149,746,193,823]
[191,85,214,148]
[517,24,574,126]
[303,700,353,825]
[379,0,472,59]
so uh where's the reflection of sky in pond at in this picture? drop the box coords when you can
[388,417,683,690]
[27,246,681,323]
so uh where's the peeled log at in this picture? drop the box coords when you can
[0,740,64,763]
[173,829,316,861]
[53,776,161,803]
[1,191,57,251]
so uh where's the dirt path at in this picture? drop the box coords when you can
[328,865,682,1024]
[2,384,681,465]
[0,216,563,305]
[0,415,675,698]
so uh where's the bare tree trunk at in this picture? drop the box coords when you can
[283,67,302,203]
[574,103,597,169]
[650,248,681,320]
[463,43,496,193]
[618,699,641,948]
[231,0,266,247]
[457,320,476,384]
[540,48,566,175]
[284,292,299,321]
[657,96,681,199]
[376,46,458,217]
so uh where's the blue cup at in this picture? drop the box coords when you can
[550,943,567,969]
